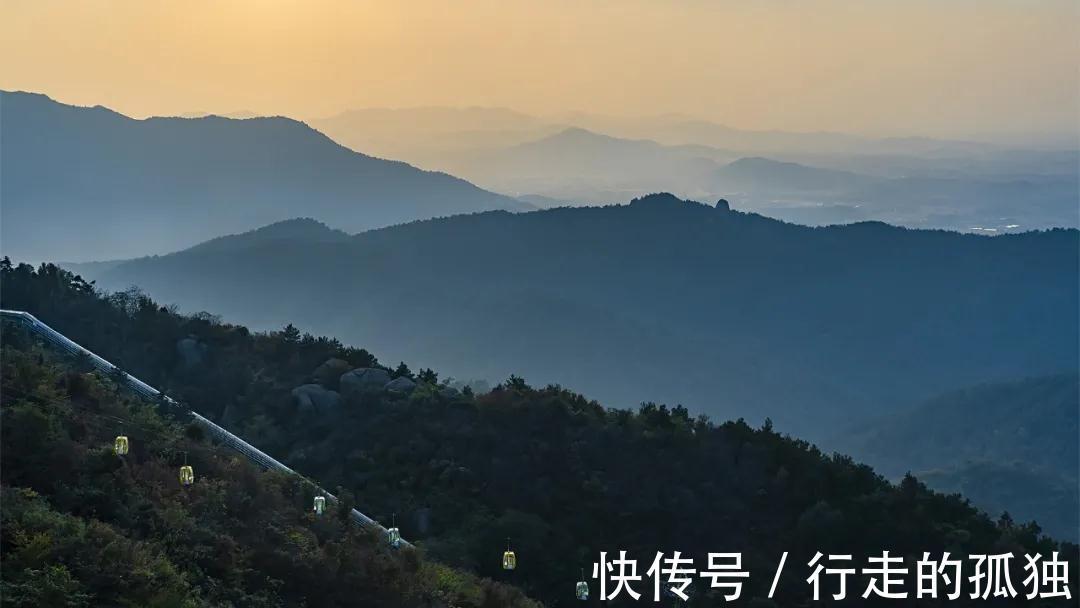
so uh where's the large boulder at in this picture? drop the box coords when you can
[176,336,207,368]
[385,376,417,394]
[340,368,391,396]
[291,384,341,413]
[312,358,351,388]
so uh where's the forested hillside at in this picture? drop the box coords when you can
[3,260,1075,606]
[0,329,537,607]
[82,194,1079,440]
[837,374,1079,541]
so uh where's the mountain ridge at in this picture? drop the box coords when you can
[835,372,1079,541]
[3,260,1076,605]
[392,122,1077,232]
[77,194,1079,441]
[0,90,531,262]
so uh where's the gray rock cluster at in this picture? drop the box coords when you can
[312,357,351,387]
[384,376,417,393]
[340,367,391,395]
[291,383,341,414]
[293,359,465,412]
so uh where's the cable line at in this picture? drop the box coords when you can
[1,309,411,548]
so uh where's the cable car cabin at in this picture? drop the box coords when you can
[178,465,195,486]
[576,581,589,601]
[313,496,326,515]
[387,527,402,548]
[502,550,517,571]
[114,435,129,455]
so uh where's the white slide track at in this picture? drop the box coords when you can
[0,309,410,549]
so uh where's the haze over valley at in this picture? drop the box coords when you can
[57,194,1080,548]
[73,196,1078,438]
[2,2,1078,602]
[5,89,1077,265]
[0,91,530,262]
[314,109,1079,233]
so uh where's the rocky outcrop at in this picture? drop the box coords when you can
[176,336,207,368]
[312,358,351,388]
[291,383,341,413]
[384,376,417,394]
[340,368,391,396]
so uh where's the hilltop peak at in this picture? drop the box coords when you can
[556,126,594,137]
[726,156,799,169]
[247,217,345,237]
[629,192,684,206]
[628,192,717,211]
[185,218,351,255]
[542,126,627,145]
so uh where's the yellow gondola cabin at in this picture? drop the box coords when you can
[179,465,195,486]
[576,580,589,600]
[502,539,516,570]
[114,435,129,455]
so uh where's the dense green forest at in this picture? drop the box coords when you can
[0,333,538,607]
[2,260,1076,606]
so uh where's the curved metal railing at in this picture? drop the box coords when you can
[0,309,401,545]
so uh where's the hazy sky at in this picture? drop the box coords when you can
[2,0,1077,141]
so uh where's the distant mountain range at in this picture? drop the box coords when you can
[310,106,559,164]
[73,194,1079,440]
[7,91,1074,264]
[313,105,1021,162]
[0,91,530,262]
[837,373,1079,541]
[416,127,1078,232]
[433,127,739,203]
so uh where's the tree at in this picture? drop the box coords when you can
[504,374,529,391]
[393,362,414,380]
[280,324,302,344]
[336,487,356,521]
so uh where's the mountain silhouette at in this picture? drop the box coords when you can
[434,127,733,203]
[310,105,556,164]
[0,91,531,262]
[80,194,1079,440]
[412,125,1078,231]
[715,157,876,192]
[184,218,352,254]
[837,373,1078,541]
